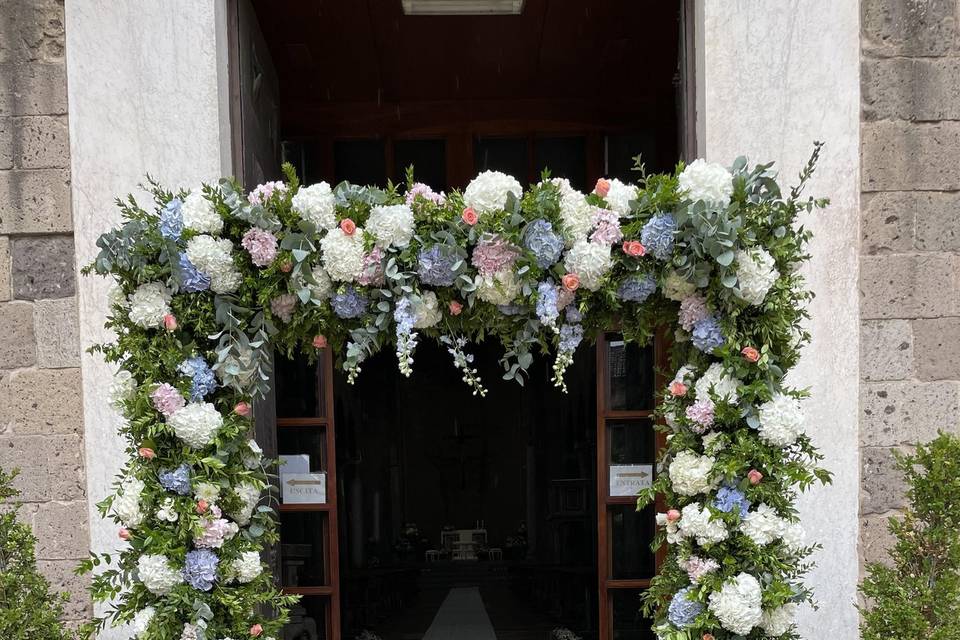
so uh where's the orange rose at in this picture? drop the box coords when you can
[461,207,478,226]
[340,218,356,235]
[595,178,611,198]
[741,346,760,362]
[562,273,580,292]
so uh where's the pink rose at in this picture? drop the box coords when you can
[622,240,646,257]
[449,300,463,316]
[748,469,764,485]
[461,207,478,226]
[595,178,611,198]
[313,335,328,349]
[669,381,687,397]
[666,509,681,523]
[742,346,760,363]
[279,260,293,273]
[163,314,177,331]
[234,401,251,417]
[138,447,155,460]
[561,273,580,292]
[250,624,263,637]
[196,499,208,515]
[704,635,716,640]
[118,528,131,540]
[340,218,356,235]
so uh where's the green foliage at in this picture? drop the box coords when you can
[859,432,960,640]
[0,468,74,640]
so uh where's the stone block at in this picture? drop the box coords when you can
[861,380,960,446]
[862,121,960,192]
[0,168,71,233]
[36,559,92,620]
[0,62,67,116]
[862,0,957,57]
[861,319,913,381]
[11,235,75,299]
[860,192,915,255]
[914,317,960,380]
[0,0,66,64]
[862,57,960,122]
[915,191,960,251]
[0,118,11,169]
[0,236,9,301]
[0,301,36,368]
[861,446,909,515]
[0,434,85,502]
[12,115,69,169]
[0,368,82,434]
[31,501,88,560]
[34,297,79,368]
[860,253,960,319]
[860,512,898,568]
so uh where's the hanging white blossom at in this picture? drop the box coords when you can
[476,270,521,306]
[367,204,415,248]
[668,451,717,496]
[463,170,522,214]
[113,476,145,528]
[735,248,779,305]
[678,159,734,208]
[678,502,728,545]
[707,572,763,635]
[320,227,365,282]
[602,178,637,215]
[181,190,223,234]
[167,402,224,449]
[233,550,263,583]
[563,239,613,291]
[740,503,785,545]
[291,182,337,229]
[758,392,805,447]
[127,282,172,329]
[411,291,443,329]
[137,554,183,595]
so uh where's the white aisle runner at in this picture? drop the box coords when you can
[423,586,498,640]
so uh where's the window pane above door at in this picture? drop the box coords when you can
[610,588,655,639]
[609,503,657,579]
[474,137,528,183]
[535,136,586,191]
[395,139,447,192]
[604,336,655,412]
[608,420,656,466]
[275,353,324,418]
[334,139,386,186]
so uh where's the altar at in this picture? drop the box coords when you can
[441,528,487,561]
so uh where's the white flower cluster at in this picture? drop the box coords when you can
[707,572,763,635]
[231,482,261,526]
[563,239,613,291]
[181,190,223,234]
[128,282,172,328]
[662,270,697,301]
[760,603,798,636]
[694,363,740,404]
[233,550,263,583]
[678,159,733,208]
[131,606,155,638]
[740,503,785,545]
[195,481,221,504]
[114,476,145,528]
[108,370,138,409]
[185,235,242,294]
[307,265,333,301]
[781,521,806,553]
[320,227,365,282]
[736,248,779,305]
[411,291,442,329]
[156,497,178,523]
[167,402,224,448]
[476,270,521,306]
[602,178,637,216]
[292,182,337,229]
[678,502,728,545]
[244,438,264,470]
[107,282,129,310]
[668,451,716,496]
[137,553,183,595]
[367,204,415,248]
[701,431,727,455]
[548,178,592,243]
[463,170,522,214]
[758,392,804,447]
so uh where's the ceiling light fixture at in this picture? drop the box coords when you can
[401,0,525,15]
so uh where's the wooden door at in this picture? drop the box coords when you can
[596,331,667,639]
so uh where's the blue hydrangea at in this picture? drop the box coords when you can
[331,286,368,319]
[617,273,657,303]
[176,253,211,293]
[417,245,459,287]
[714,483,751,518]
[178,356,218,401]
[159,198,184,241]
[691,315,725,353]
[640,213,677,261]
[183,549,219,591]
[497,304,524,316]
[536,281,559,328]
[667,587,704,627]
[565,306,582,324]
[158,464,191,495]
[522,219,564,269]
[559,323,584,354]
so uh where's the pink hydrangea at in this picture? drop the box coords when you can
[590,208,623,246]
[405,182,445,206]
[556,286,576,312]
[685,398,715,432]
[679,555,719,582]
[471,234,520,276]
[678,294,709,331]
[270,294,297,323]
[247,180,287,205]
[357,247,385,286]
[241,227,278,267]
[151,383,185,416]
[194,505,238,549]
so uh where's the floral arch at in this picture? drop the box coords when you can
[82,146,830,640]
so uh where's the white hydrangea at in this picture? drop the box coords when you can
[662,270,697,301]
[547,178,593,244]
[180,624,199,640]
[603,178,636,215]
[233,550,263,583]
[463,170,522,214]
[707,572,763,635]
[113,476,145,528]
[156,497,179,523]
[678,502,728,546]
[760,603,798,636]
[306,265,333,301]
[194,482,221,504]
[185,235,241,294]
[231,482,261,526]
[701,431,727,455]
[108,369,138,409]
[668,451,716,497]
[741,503,784,546]
[367,204,415,248]
[292,182,337,229]
[781,521,806,553]
[411,291,442,329]
[107,282,128,310]
[137,554,183,595]
[167,402,224,449]
[320,227,365,282]
[655,512,682,544]
[563,239,613,291]
[244,439,263,470]
[181,190,222,234]
[736,248,779,305]
[758,393,804,447]
[694,363,740,404]
[672,364,696,385]
[476,270,521,306]
[131,606,155,638]
[127,282,172,328]
[678,159,734,208]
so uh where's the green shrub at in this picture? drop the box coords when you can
[859,432,960,640]
[0,468,73,640]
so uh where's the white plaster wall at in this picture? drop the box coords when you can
[698,1,861,638]
[64,2,232,637]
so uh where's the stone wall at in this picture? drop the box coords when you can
[0,0,90,625]
[860,0,960,568]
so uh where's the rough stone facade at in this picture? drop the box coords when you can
[0,0,90,624]
[860,0,960,568]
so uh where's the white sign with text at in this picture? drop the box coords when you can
[609,464,653,497]
[282,472,327,504]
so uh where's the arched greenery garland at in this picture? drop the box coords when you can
[80,145,831,640]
